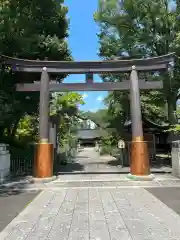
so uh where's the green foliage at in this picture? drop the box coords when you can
[0,0,71,60]
[51,92,84,116]
[81,108,109,128]
[168,124,180,133]
[99,134,114,155]
[0,0,72,142]
[100,145,113,155]
[16,115,38,141]
[51,92,85,146]
[95,0,180,129]
[167,108,180,133]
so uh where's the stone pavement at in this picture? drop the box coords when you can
[58,147,171,175]
[1,188,180,239]
[1,147,180,239]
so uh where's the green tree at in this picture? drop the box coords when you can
[95,0,180,129]
[50,92,85,145]
[15,92,85,147]
[80,108,109,128]
[0,0,72,140]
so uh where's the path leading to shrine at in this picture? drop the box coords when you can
[1,187,180,239]
[1,147,180,239]
[58,147,122,177]
[56,147,171,182]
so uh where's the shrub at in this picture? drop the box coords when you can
[100,145,113,155]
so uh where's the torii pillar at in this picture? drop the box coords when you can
[34,67,54,179]
[128,65,154,180]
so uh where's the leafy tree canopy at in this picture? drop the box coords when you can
[94,0,180,134]
[0,0,72,140]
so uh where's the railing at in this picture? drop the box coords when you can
[9,139,78,178]
[9,145,34,178]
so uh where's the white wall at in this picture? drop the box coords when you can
[0,144,10,183]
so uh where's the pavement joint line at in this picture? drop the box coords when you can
[154,180,162,186]
[50,179,180,183]
[1,185,180,191]
[52,179,130,183]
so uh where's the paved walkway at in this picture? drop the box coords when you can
[1,188,180,239]
[57,147,171,181]
[59,147,121,173]
[1,147,180,239]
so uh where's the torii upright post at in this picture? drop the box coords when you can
[128,65,153,180]
[34,67,53,178]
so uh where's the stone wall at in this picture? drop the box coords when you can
[171,141,180,178]
[0,144,10,183]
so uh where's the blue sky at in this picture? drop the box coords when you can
[64,0,107,112]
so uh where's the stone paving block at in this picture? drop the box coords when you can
[88,188,110,236]
[90,230,111,240]
[47,189,78,240]
[138,180,160,186]
[68,229,89,240]
[71,219,89,231]
[158,180,180,186]
[89,212,105,222]
[89,220,107,231]
[73,204,88,213]
[26,191,67,239]
[125,219,152,236]
[105,213,127,229]
[99,189,127,233]
[72,189,89,231]
[47,221,71,240]
[108,229,133,240]
[89,207,105,218]
[131,234,154,240]
[71,212,88,230]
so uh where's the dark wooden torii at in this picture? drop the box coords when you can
[1,53,173,180]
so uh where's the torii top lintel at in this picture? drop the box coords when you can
[0,53,174,74]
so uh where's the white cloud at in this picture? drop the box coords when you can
[96,95,103,102]
[90,108,98,112]
[82,93,88,99]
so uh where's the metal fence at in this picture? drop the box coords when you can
[9,145,34,178]
[9,143,78,178]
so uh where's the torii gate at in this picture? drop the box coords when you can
[1,54,173,180]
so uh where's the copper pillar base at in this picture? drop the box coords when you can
[34,143,53,178]
[130,138,150,176]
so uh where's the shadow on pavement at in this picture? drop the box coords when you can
[56,162,84,174]
[0,183,40,232]
[146,187,180,216]
[0,182,29,197]
[107,159,122,166]
[75,156,91,159]
[58,171,125,175]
